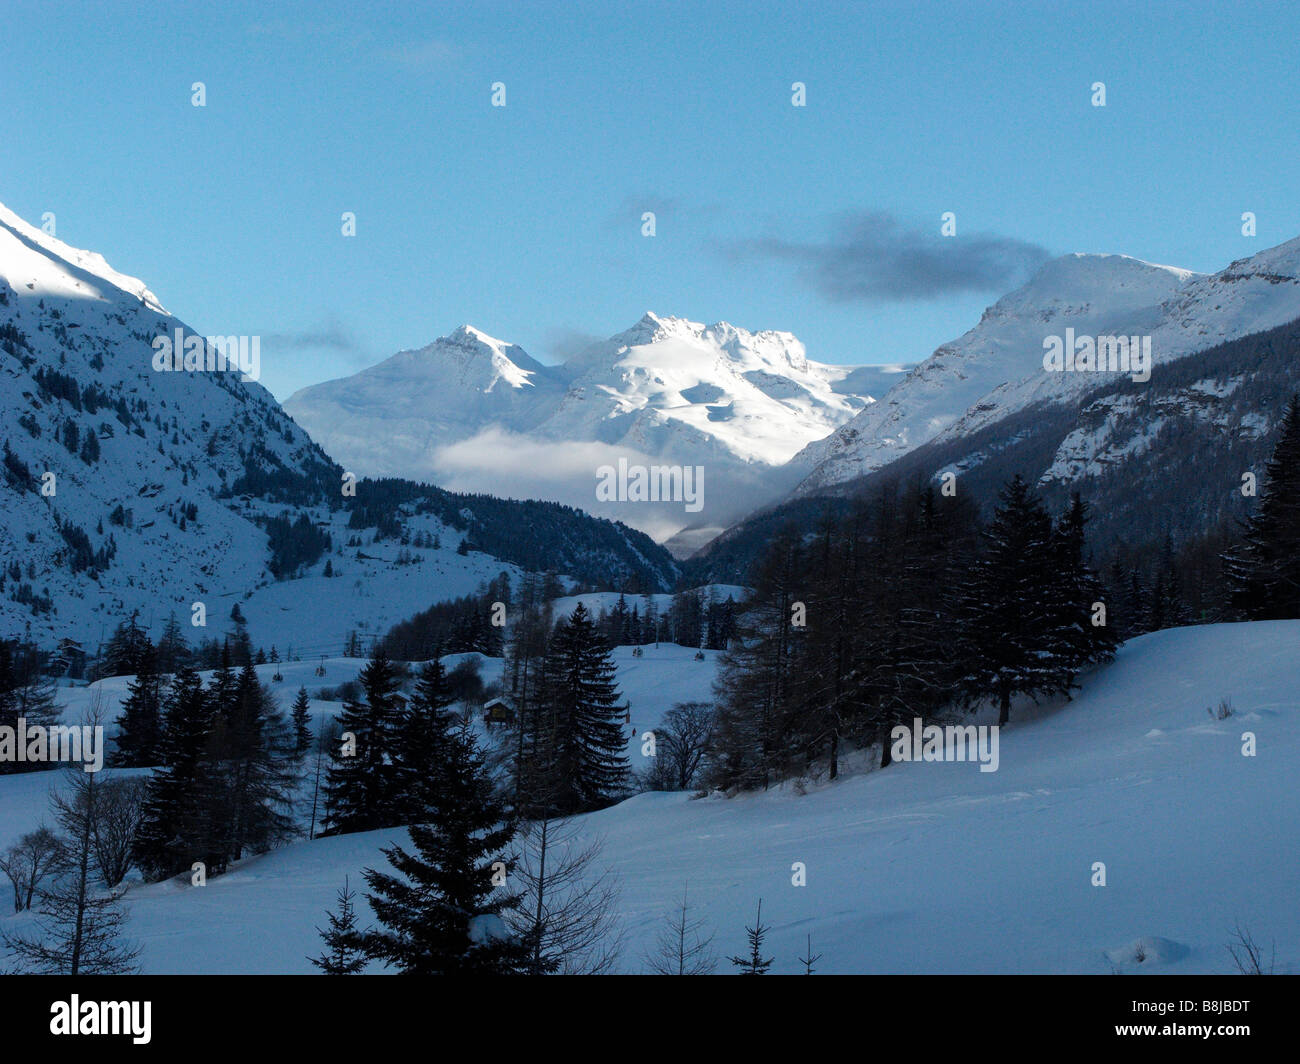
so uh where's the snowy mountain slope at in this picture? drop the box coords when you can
[280,325,569,483]
[0,201,678,651]
[285,313,910,543]
[288,312,902,473]
[791,253,1200,492]
[533,313,895,466]
[689,305,1300,588]
[3,621,1293,973]
[0,201,339,647]
[794,237,1300,495]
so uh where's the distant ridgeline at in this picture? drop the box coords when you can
[686,319,1300,641]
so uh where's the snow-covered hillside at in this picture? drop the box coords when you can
[0,200,337,647]
[280,324,568,476]
[3,621,1293,974]
[285,313,911,543]
[794,239,1300,494]
[0,201,677,651]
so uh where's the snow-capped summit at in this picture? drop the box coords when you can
[789,240,1300,494]
[282,325,568,477]
[282,312,911,543]
[0,201,166,313]
[285,314,910,526]
[0,201,676,645]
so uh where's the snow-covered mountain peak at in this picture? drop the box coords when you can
[1216,233,1300,279]
[981,252,1199,325]
[793,235,1300,495]
[0,199,166,313]
[378,325,553,394]
[286,311,902,538]
[444,322,513,353]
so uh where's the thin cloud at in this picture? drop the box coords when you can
[722,210,1053,303]
[260,321,372,367]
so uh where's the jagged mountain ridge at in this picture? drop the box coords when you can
[793,238,1300,494]
[0,202,678,652]
[286,312,908,474]
[284,312,911,546]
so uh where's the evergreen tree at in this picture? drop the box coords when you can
[1146,534,1193,632]
[709,527,803,790]
[960,475,1074,725]
[155,612,190,673]
[610,593,630,646]
[1051,494,1119,676]
[113,644,167,767]
[528,604,629,814]
[133,667,215,880]
[322,649,404,835]
[392,656,457,822]
[0,639,61,774]
[101,611,151,678]
[358,720,529,973]
[291,687,313,760]
[215,663,296,863]
[310,877,368,974]
[1226,394,1300,619]
[728,898,773,974]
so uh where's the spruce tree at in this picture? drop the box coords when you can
[321,649,404,835]
[359,720,529,974]
[155,612,190,673]
[1226,394,1300,619]
[709,527,803,790]
[1051,493,1119,676]
[532,603,629,813]
[113,644,167,767]
[728,898,773,974]
[392,657,455,823]
[960,475,1072,725]
[311,877,368,974]
[291,687,313,760]
[0,639,61,774]
[216,663,295,863]
[102,611,152,678]
[133,666,214,880]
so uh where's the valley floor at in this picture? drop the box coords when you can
[1,622,1295,974]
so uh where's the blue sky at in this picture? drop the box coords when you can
[1,0,1295,399]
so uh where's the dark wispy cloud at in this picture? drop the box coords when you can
[721,210,1053,303]
[260,321,373,368]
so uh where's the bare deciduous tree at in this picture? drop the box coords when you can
[2,701,141,974]
[81,775,148,888]
[646,702,714,791]
[1227,922,1276,975]
[644,883,717,975]
[0,827,66,912]
[506,815,625,974]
